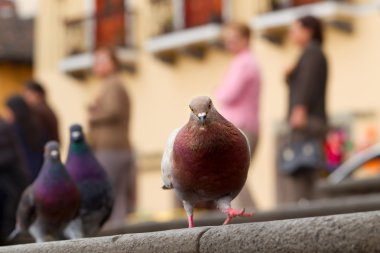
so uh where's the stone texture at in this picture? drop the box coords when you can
[200,211,380,253]
[0,227,210,253]
[3,211,380,253]
[12,193,380,245]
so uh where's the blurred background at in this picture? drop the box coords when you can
[2,0,380,235]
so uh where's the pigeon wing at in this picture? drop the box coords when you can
[238,128,251,158]
[16,185,36,231]
[161,128,181,190]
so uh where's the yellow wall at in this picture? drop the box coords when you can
[35,0,380,215]
[0,63,32,113]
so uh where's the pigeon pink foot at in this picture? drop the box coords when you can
[187,215,194,228]
[223,208,253,225]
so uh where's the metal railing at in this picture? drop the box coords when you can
[268,0,351,11]
[64,11,135,56]
[149,0,228,37]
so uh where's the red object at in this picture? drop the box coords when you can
[184,0,222,28]
[292,0,322,6]
[95,0,126,48]
[325,130,345,172]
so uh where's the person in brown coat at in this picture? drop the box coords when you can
[88,47,136,229]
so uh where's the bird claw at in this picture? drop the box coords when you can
[223,208,253,225]
[188,215,194,228]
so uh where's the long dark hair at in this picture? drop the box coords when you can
[6,95,42,151]
[297,15,324,45]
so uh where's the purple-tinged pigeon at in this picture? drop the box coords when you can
[64,124,113,239]
[9,141,80,242]
[162,96,253,228]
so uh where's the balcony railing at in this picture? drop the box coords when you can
[64,11,135,57]
[146,0,230,62]
[60,10,136,74]
[251,0,375,44]
[149,0,227,37]
[268,0,351,12]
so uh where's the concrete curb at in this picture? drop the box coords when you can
[2,211,380,253]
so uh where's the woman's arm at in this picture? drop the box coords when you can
[290,105,307,129]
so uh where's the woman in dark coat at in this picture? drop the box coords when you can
[4,95,45,180]
[284,15,328,202]
[0,118,30,243]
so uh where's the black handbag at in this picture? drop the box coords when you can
[277,131,325,175]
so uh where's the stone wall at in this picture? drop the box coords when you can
[1,211,380,253]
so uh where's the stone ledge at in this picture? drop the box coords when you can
[2,211,380,253]
[200,211,380,253]
[0,227,210,253]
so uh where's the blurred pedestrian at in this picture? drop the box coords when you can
[216,22,262,208]
[4,95,45,180]
[281,15,328,202]
[0,118,30,243]
[23,80,60,143]
[88,47,136,229]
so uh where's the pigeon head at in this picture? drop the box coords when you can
[189,96,214,126]
[70,124,85,143]
[44,141,61,161]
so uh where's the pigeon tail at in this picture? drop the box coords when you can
[162,184,173,190]
[7,227,21,241]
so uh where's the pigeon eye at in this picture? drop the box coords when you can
[208,103,211,110]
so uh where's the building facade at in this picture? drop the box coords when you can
[0,0,34,113]
[35,0,380,219]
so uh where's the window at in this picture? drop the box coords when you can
[95,0,126,48]
[146,0,231,60]
[64,0,133,56]
[60,0,136,74]
[184,0,223,28]
[150,0,228,36]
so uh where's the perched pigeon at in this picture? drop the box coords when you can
[8,141,80,242]
[64,124,113,239]
[162,96,252,227]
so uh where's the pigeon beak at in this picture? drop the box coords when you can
[197,112,207,125]
[50,150,59,159]
[71,131,81,141]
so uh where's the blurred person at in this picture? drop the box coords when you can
[88,47,135,229]
[215,22,262,208]
[283,15,328,202]
[4,95,45,180]
[0,117,30,243]
[23,80,60,143]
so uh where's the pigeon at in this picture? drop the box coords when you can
[161,96,253,228]
[64,124,113,239]
[8,141,80,242]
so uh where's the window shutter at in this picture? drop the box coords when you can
[184,0,222,28]
[95,0,126,48]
